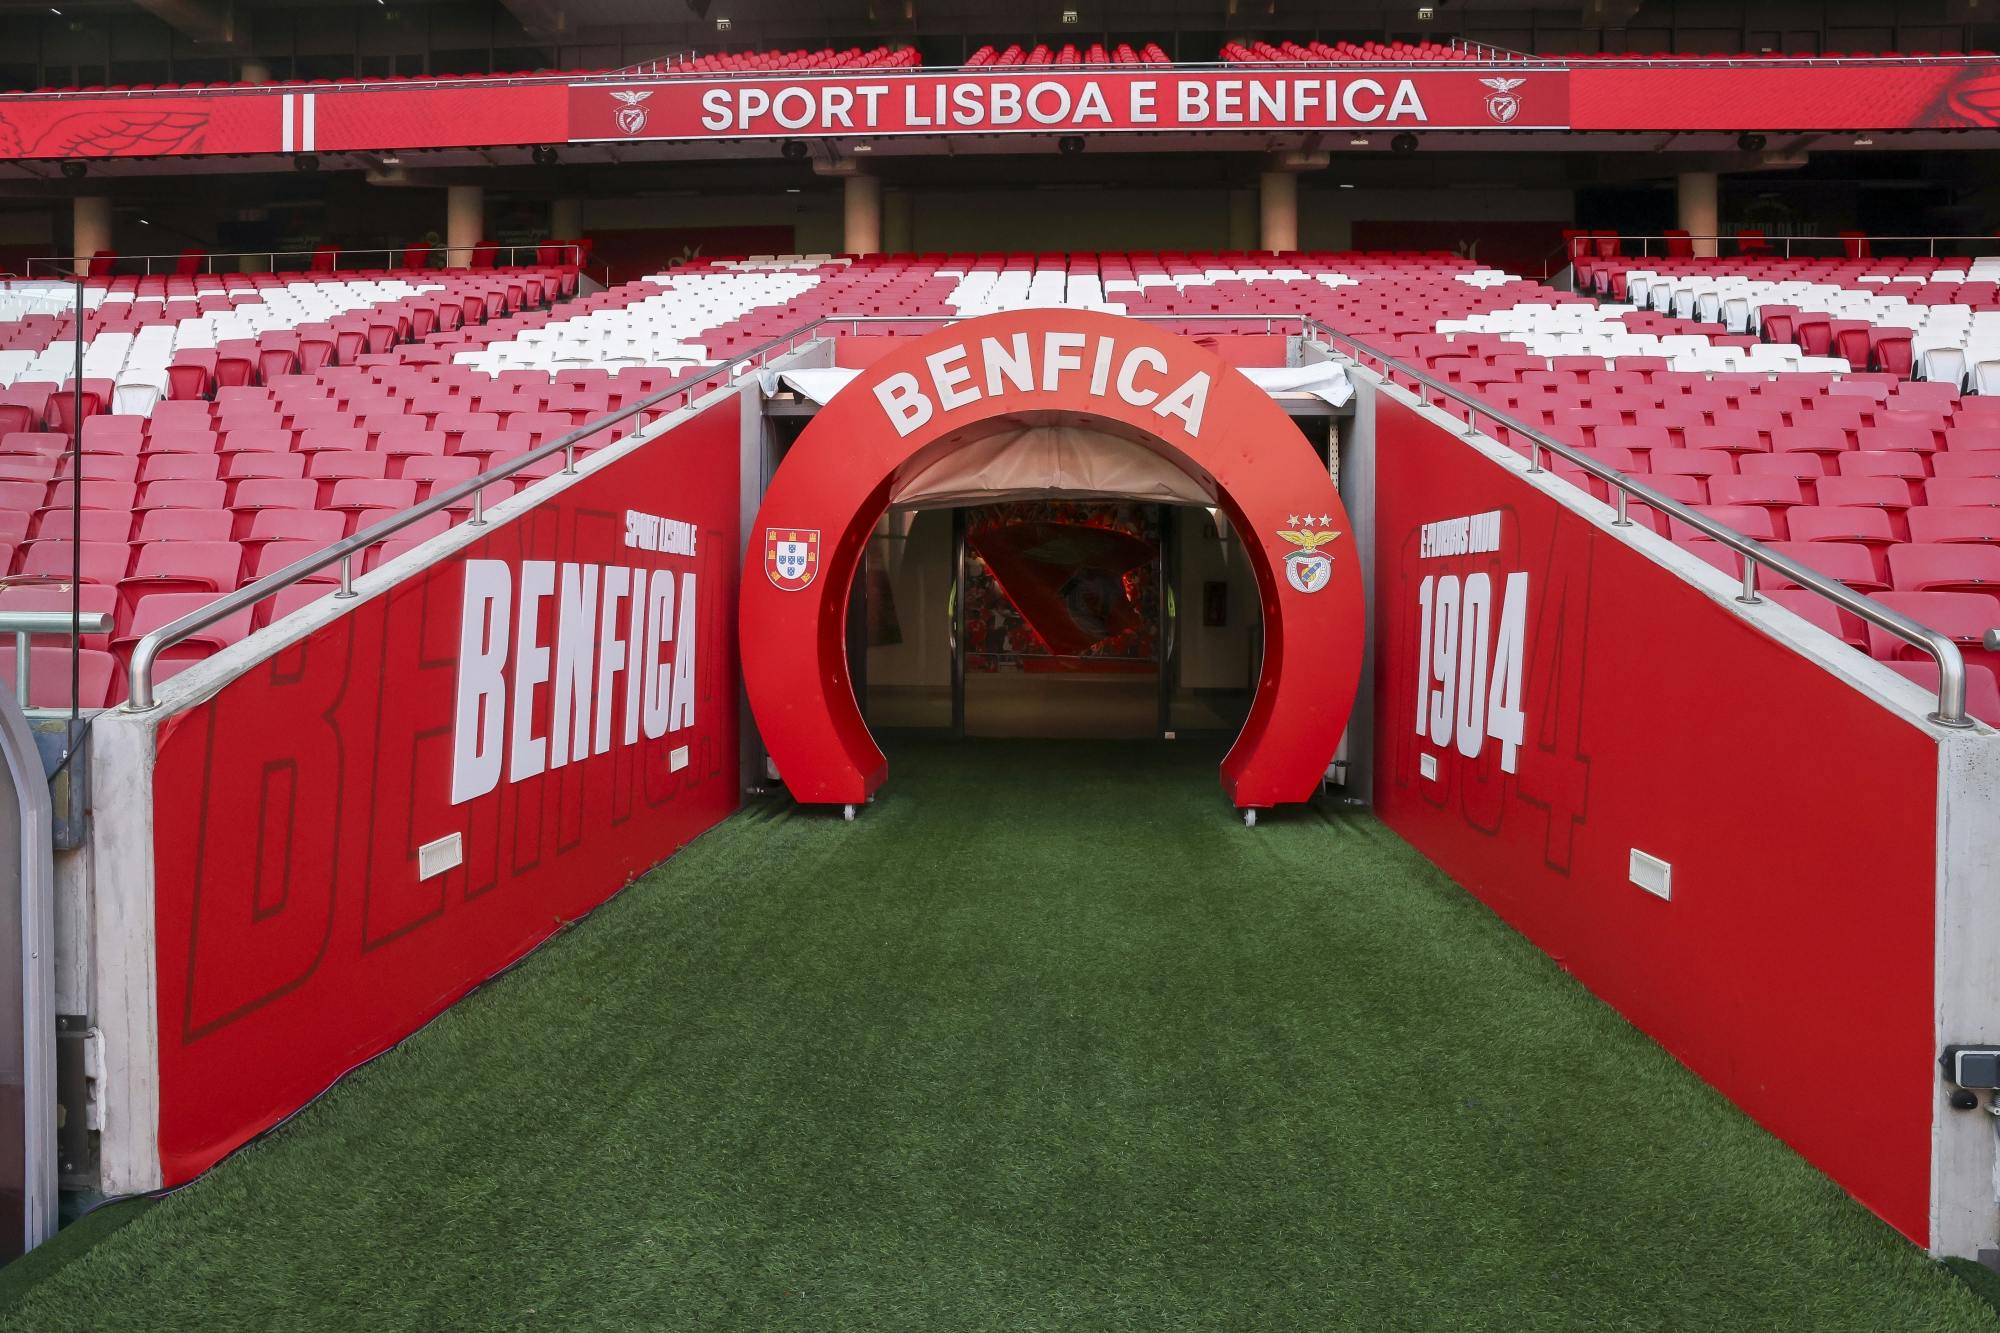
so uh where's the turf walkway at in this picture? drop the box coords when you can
[4,739,1993,1330]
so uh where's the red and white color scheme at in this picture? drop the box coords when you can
[763,528,820,591]
[739,309,1364,810]
[94,391,742,1186]
[1362,379,2000,1257]
[19,249,2000,1265]
[569,67,1570,139]
[0,55,1998,164]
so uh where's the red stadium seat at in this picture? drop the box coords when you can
[1866,591,2000,675]
[0,644,117,709]
[19,540,131,585]
[31,508,129,543]
[1909,508,2000,545]
[1761,541,1889,592]
[1765,589,1866,648]
[1882,661,2000,725]
[116,593,257,678]
[1888,543,2000,594]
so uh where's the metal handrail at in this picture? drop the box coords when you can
[1310,318,1974,728]
[123,315,862,710]
[1,609,114,712]
[123,308,1975,728]
[25,243,583,280]
[120,310,1300,710]
[1578,235,2000,262]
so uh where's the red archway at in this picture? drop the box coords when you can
[740,310,1364,811]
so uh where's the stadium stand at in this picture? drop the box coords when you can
[964,42,1171,68]
[5,248,1997,721]
[9,0,2000,1302]
[1580,257,2000,388]
[1220,40,1503,64]
[668,46,920,74]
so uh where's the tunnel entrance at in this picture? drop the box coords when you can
[856,500,1260,741]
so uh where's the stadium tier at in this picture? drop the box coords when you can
[1221,40,1502,63]
[964,42,1173,68]
[4,250,1997,722]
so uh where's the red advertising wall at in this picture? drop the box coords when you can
[148,399,741,1184]
[1,59,1995,163]
[1371,394,1940,1243]
[1568,61,2000,131]
[570,68,1568,139]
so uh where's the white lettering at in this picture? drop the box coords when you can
[982,333,1034,396]
[822,85,855,129]
[508,560,555,782]
[1042,331,1086,391]
[548,563,599,769]
[735,86,771,132]
[1154,372,1210,436]
[989,82,1021,126]
[926,344,980,412]
[450,559,511,804]
[1088,335,1116,397]
[593,566,631,756]
[1075,81,1112,124]
[643,570,676,739]
[1249,79,1284,123]
[772,86,816,130]
[1178,80,1209,122]
[669,572,698,733]
[699,88,731,132]
[1026,81,1071,125]
[875,370,934,437]
[1344,78,1385,122]
[1116,346,1166,406]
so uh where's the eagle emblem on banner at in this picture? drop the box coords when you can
[1276,525,1340,595]
[1480,77,1525,125]
[611,90,654,135]
[765,527,821,591]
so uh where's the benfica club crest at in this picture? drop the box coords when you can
[611,90,653,135]
[1481,77,1525,125]
[1276,524,1341,594]
[765,527,820,591]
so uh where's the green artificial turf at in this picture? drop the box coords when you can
[3,737,1993,1330]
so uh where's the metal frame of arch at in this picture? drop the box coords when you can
[740,309,1364,811]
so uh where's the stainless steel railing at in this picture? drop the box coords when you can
[1,609,115,713]
[123,316,861,710]
[25,243,583,279]
[1546,234,2000,279]
[1313,319,1974,727]
[122,309,1977,727]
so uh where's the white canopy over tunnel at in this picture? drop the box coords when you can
[763,358,1349,509]
[889,422,1216,509]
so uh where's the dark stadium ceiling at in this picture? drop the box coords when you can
[502,0,1644,41]
[0,0,1647,42]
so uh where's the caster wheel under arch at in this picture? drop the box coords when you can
[843,804,856,822]
[1243,808,1258,828]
